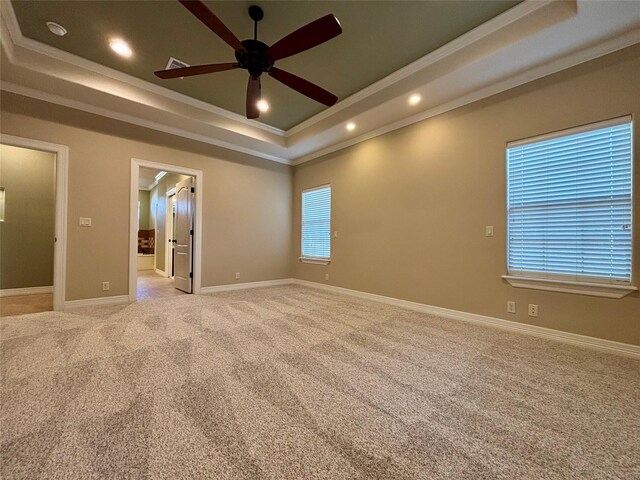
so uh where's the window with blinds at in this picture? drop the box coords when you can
[507,117,633,284]
[302,185,331,260]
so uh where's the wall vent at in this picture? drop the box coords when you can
[165,57,190,70]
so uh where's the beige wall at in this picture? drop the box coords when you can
[0,144,55,289]
[138,189,150,230]
[0,94,292,300]
[1,45,637,345]
[292,45,640,345]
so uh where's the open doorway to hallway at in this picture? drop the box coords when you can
[0,144,56,316]
[135,166,196,300]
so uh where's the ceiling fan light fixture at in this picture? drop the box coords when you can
[156,1,342,119]
[109,38,133,58]
[257,99,270,112]
[408,94,422,106]
[46,21,67,37]
[345,122,356,132]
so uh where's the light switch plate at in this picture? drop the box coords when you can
[79,217,92,227]
[485,225,494,237]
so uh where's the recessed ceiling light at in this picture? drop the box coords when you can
[46,21,67,37]
[345,122,356,132]
[257,99,269,112]
[408,94,422,106]
[109,38,132,58]
[154,171,167,181]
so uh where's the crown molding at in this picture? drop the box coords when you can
[291,27,640,165]
[0,81,292,165]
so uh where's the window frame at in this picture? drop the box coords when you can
[300,184,332,264]
[503,116,637,298]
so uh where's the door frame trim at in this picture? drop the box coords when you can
[0,134,69,311]
[129,158,203,302]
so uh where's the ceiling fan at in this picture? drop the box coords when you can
[154,0,343,119]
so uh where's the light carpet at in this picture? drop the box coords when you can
[1,285,638,479]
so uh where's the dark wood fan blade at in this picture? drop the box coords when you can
[267,14,342,61]
[246,76,261,119]
[269,67,337,106]
[155,63,239,79]
[178,0,244,52]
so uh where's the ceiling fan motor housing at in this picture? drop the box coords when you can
[236,40,272,78]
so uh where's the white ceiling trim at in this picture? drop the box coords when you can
[292,27,640,165]
[1,1,639,167]
[0,81,292,165]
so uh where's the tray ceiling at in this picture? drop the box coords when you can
[3,1,638,165]
[11,0,520,130]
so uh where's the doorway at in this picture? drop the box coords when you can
[0,135,68,313]
[129,158,203,302]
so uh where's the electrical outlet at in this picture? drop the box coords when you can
[528,304,539,317]
[507,301,516,313]
[102,281,110,291]
[235,272,240,280]
[325,273,329,281]
[334,231,339,238]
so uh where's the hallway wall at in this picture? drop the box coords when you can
[0,144,55,290]
[138,189,150,230]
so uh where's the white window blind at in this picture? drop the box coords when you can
[302,185,331,259]
[507,117,633,284]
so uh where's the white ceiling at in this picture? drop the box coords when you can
[1,0,639,166]
[139,167,164,190]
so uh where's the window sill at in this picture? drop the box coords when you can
[502,275,637,299]
[300,257,331,265]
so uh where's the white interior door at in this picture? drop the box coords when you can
[173,177,194,293]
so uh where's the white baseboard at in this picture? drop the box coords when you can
[291,279,640,359]
[200,278,294,294]
[154,268,167,277]
[0,286,53,297]
[64,295,130,310]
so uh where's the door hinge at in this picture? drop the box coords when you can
[189,272,193,278]
[190,187,195,193]
[190,229,193,235]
